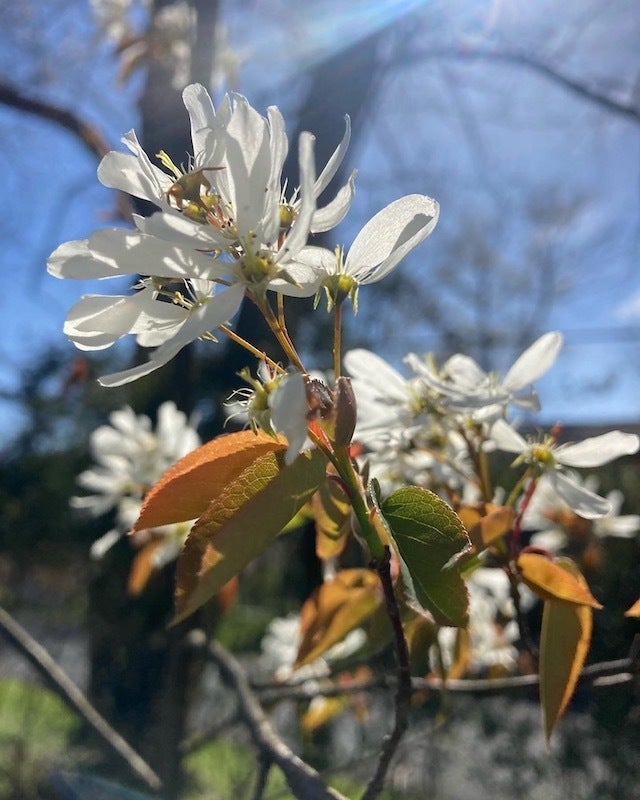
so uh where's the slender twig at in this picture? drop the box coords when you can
[362,548,413,800]
[196,635,349,800]
[254,655,638,704]
[0,605,162,793]
[506,564,539,661]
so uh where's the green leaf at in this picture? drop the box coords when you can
[380,486,471,627]
[174,449,327,624]
[539,557,593,744]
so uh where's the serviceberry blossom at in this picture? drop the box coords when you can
[72,402,200,562]
[523,473,640,552]
[436,568,519,677]
[289,194,439,308]
[406,331,563,421]
[48,85,354,386]
[261,613,366,683]
[344,349,472,492]
[490,418,640,519]
[227,363,311,465]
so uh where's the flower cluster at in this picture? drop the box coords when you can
[72,402,200,567]
[344,334,639,520]
[48,84,438,390]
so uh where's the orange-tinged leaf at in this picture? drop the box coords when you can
[127,539,165,596]
[312,477,352,560]
[539,557,593,744]
[458,503,515,550]
[625,597,640,618]
[301,696,349,734]
[173,448,327,625]
[446,628,473,681]
[295,569,381,668]
[517,552,602,609]
[134,430,286,532]
[402,610,438,675]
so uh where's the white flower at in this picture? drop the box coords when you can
[261,613,366,683]
[287,194,439,305]
[491,419,640,518]
[406,332,563,421]
[269,372,310,465]
[344,349,472,491]
[344,349,419,450]
[72,402,200,559]
[227,364,314,465]
[48,85,354,385]
[437,568,519,676]
[524,474,640,548]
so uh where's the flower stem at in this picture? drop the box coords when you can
[333,303,343,378]
[331,447,385,561]
[218,325,283,373]
[254,295,305,371]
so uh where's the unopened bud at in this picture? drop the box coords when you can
[333,376,357,446]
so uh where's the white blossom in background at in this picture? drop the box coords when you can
[436,568,519,676]
[344,349,473,492]
[92,0,239,91]
[490,419,640,519]
[72,402,200,562]
[406,331,563,422]
[260,614,366,684]
[48,85,355,386]
[90,0,134,43]
[523,473,640,552]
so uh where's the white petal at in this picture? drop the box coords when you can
[313,115,351,197]
[48,238,124,279]
[183,83,218,160]
[91,227,227,281]
[90,529,124,560]
[64,294,150,350]
[275,132,316,261]
[134,211,227,251]
[443,354,488,393]
[311,171,357,233]
[595,515,640,539]
[270,372,308,465]
[502,332,563,392]
[555,431,640,467]
[98,130,170,203]
[98,283,245,386]
[489,419,528,454]
[345,195,439,284]
[221,96,272,235]
[549,471,612,518]
[344,349,409,403]
[267,105,288,199]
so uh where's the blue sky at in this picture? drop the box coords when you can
[1,0,639,444]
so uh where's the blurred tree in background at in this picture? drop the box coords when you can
[1,1,640,798]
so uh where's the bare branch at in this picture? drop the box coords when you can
[256,654,638,703]
[193,634,349,800]
[0,80,134,220]
[405,46,640,124]
[0,605,162,793]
